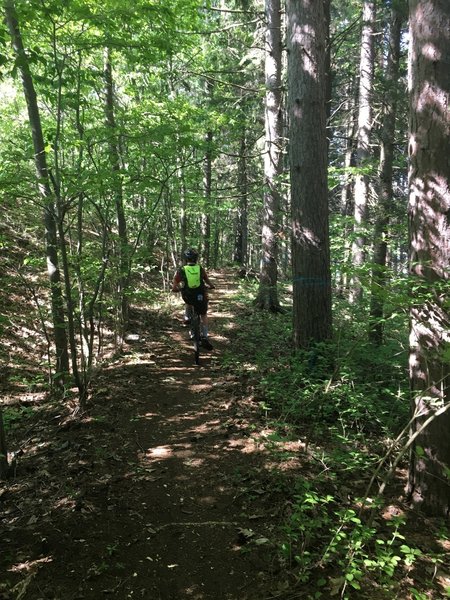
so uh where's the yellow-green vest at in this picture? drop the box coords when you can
[182,264,202,289]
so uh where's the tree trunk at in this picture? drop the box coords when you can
[104,47,129,340]
[288,0,332,347]
[323,0,332,129]
[255,0,282,311]
[164,188,178,269]
[202,130,213,267]
[369,5,403,345]
[4,0,69,381]
[179,165,187,253]
[338,85,357,297]
[234,132,248,266]
[407,0,450,517]
[350,0,377,303]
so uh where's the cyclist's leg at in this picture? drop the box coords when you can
[184,303,193,324]
[200,314,209,334]
[185,304,195,336]
[181,290,194,325]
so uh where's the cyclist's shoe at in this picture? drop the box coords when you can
[201,337,213,351]
[183,317,191,326]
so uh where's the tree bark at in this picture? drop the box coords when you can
[202,130,213,267]
[350,0,377,303]
[407,0,450,517]
[104,47,130,342]
[234,132,248,266]
[255,0,283,311]
[369,5,403,345]
[4,0,69,380]
[179,164,188,253]
[338,85,357,297]
[288,0,332,347]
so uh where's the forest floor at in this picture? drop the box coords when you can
[1,271,290,600]
[1,270,449,600]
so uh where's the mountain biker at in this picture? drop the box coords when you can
[172,248,215,351]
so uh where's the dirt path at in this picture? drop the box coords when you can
[2,273,277,600]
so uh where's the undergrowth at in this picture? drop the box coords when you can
[222,278,449,600]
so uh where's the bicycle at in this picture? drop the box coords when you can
[173,283,214,365]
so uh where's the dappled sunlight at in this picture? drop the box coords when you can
[165,412,207,424]
[381,504,407,521]
[213,287,236,296]
[138,411,159,420]
[437,538,450,553]
[145,445,174,459]
[181,457,205,468]
[52,495,78,512]
[225,437,258,454]
[188,383,212,393]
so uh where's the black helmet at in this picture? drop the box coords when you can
[183,248,198,262]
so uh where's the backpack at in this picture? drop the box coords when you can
[182,264,203,290]
[181,264,206,306]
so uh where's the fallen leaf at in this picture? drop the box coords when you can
[254,537,269,545]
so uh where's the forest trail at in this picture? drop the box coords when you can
[2,272,278,600]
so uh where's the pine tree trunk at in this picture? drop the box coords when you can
[350,0,376,303]
[407,0,450,517]
[288,0,332,347]
[4,0,69,381]
[255,0,282,311]
[369,6,403,345]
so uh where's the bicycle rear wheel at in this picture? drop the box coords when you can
[191,312,201,365]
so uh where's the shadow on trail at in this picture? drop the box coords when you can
[1,271,276,600]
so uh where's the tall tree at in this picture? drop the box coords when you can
[255,0,283,311]
[288,0,332,347]
[369,2,404,344]
[104,46,130,341]
[350,0,377,303]
[202,129,213,267]
[234,131,249,266]
[407,0,450,516]
[3,0,69,380]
